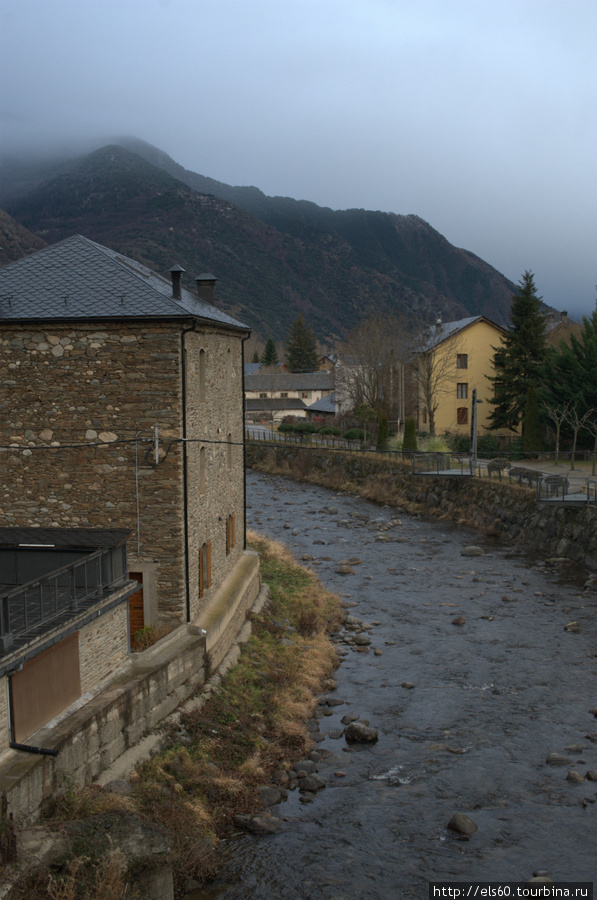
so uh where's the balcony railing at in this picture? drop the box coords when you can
[0,544,128,653]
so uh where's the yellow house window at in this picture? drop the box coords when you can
[457,383,468,399]
[457,407,469,425]
[457,354,468,369]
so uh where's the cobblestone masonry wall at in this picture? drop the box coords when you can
[247,446,597,570]
[184,329,246,621]
[79,602,130,695]
[0,322,246,626]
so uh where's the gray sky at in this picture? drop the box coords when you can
[1,0,595,318]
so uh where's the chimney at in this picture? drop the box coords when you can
[170,265,185,300]
[560,310,568,318]
[435,317,442,331]
[196,273,217,305]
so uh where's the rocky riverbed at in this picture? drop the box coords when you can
[194,471,597,899]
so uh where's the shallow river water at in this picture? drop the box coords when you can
[201,471,597,898]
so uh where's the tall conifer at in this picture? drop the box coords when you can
[285,314,319,373]
[488,271,547,434]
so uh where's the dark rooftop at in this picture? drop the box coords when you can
[0,528,131,550]
[0,235,249,331]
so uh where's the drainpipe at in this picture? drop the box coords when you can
[242,333,250,550]
[181,320,196,622]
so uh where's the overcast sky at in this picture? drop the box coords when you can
[1,0,595,318]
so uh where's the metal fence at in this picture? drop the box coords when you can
[0,544,128,652]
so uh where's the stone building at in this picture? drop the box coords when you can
[0,234,253,636]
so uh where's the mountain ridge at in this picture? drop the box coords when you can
[0,138,517,340]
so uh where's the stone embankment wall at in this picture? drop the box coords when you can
[247,445,597,570]
[0,551,261,823]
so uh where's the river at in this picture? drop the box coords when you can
[199,471,597,898]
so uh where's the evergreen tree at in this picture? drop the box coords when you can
[541,302,597,418]
[376,412,390,450]
[402,417,418,451]
[523,386,544,453]
[285,314,319,373]
[488,271,547,434]
[261,337,279,367]
[251,350,260,364]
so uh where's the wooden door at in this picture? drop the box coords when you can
[128,572,144,647]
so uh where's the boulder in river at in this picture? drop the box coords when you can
[461,546,484,557]
[546,753,573,766]
[233,814,282,834]
[447,813,478,836]
[345,722,379,743]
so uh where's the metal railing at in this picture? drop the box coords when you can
[536,476,597,504]
[0,545,128,653]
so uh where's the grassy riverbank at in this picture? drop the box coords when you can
[15,533,341,900]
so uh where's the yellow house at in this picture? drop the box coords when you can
[415,315,516,437]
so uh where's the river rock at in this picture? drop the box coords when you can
[336,565,355,575]
[461,546,484,557]
[564,621,582,633]
[233,814,282,834]
[294,760,317,775]
[585,770,597,780]
[546,753,573,765]
[344,614,361,626]
[452,616,466,626]
[299,773,327,792]
[401,682,415,690]
[326,697,344,706]
[567,770,585,783]
[345,722,378,743]
[354,633,371,646]
[258,785,282,805]
[341,714,359,724]
[374,649,383,656]
[447,813,478,836]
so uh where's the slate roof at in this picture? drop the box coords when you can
[308,393,336,414]
[245,371,333,391]
[420,315,504,351]
[0,234,249,331]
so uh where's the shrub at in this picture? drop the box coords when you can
[343,428,366,441]
[377,413,390,451]
[477,433,500,456]
[446,433,470,453]
[402,417,417,451]
[277,423,295,433]
[318,426,341,436]
[293,422,319,434]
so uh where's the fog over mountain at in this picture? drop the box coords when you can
[1,0,595,318]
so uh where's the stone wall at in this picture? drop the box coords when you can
[0,550,262,823]
[184,328,246,622]
[0,321,247,627]
[246,445,597,570]
[79,602,130,695]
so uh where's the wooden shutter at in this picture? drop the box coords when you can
[206,541,212,588]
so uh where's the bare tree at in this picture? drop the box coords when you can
[543,400,571,464]
[563,405,595,470]
[409,318,465,437]
[334,314,410,430]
